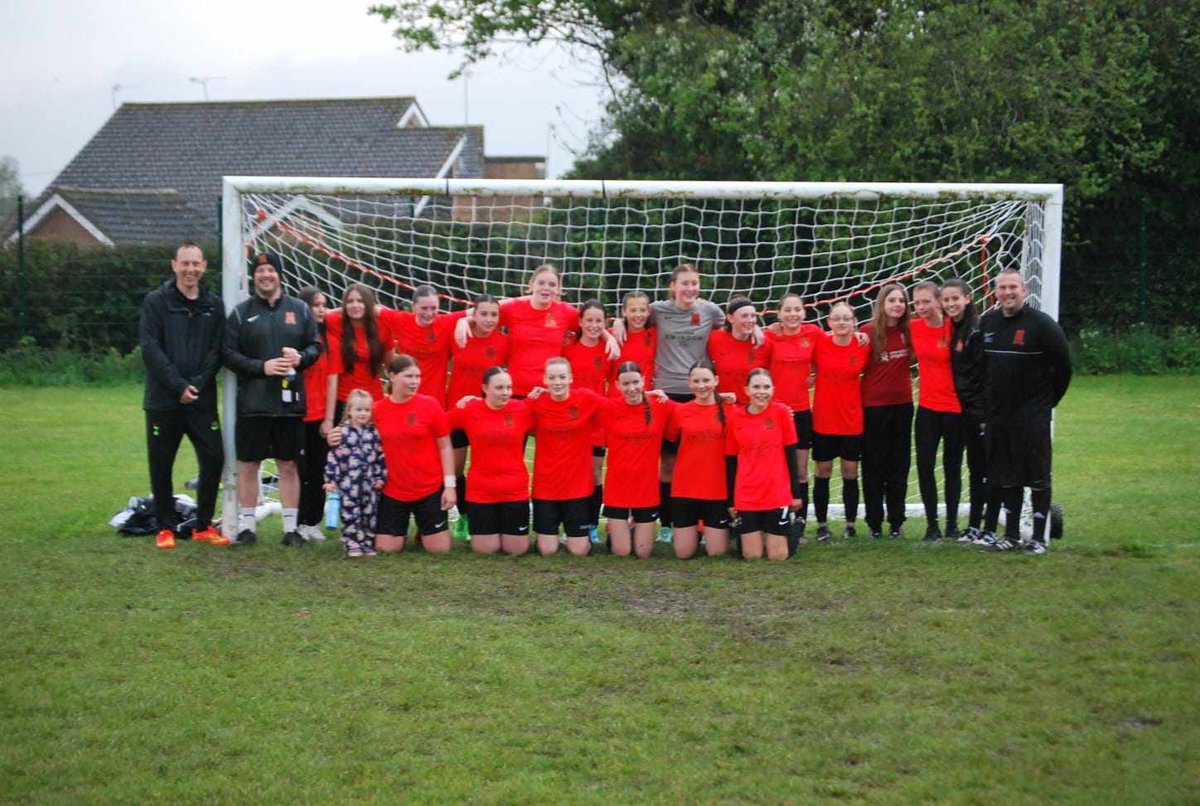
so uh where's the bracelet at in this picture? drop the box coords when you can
[444,475,457,489]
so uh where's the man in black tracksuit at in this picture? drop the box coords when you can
[140,241,228,549]
[979,268,1072,555]
[223,253,320,546]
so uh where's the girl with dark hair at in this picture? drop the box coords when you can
[664,363,733,558]
[332,354,456,554]
[724,368,803,561]
[910,281,965,541]
[449,367,534,556]
[940,278,989,543]
[811,302,871,541]
[859,283,914,540]
[707,296,773,404]
[608,291,656,396]
[384,284,465,407]
[600,361,676,558]
[322,283,394,434]
[296,286,333,542]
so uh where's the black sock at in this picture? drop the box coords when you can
[983,487,1002,533]
[455,475,469,517]
[658,482,673,528]
[796,481,809,522]
[1030,486,1051,544]
[592,484,604,526]
[814,476,831,524]
[455,475,468,516]
[1002,487,1024,539]
[842,477,859,523]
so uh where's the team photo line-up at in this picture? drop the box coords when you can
[142,242,1072,560]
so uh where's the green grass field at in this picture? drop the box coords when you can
[1,377,1197,802]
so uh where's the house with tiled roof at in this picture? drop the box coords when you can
[4,97,543,246]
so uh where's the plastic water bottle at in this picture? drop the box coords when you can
[324,491,341,529]
[281,368,296,403]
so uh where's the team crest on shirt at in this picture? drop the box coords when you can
[426,329,436,343]
[485,346,495,359]
[1013,329,1026,346]
[691,312,701,325]
[567,405,579,420]
[764,418,775,430]
[504,413,514,427]
[406,413,417,426]
[544,314,557,328]
[284,311,297,325]
[800,337,810,348]
[848,354,859,368]
[593,356,603,370]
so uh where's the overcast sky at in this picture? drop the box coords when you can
[0,0,608,196]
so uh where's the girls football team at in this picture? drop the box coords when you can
[312,262,991,560]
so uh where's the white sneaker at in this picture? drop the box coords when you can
[299,524,326,542]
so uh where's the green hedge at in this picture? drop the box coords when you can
[1072,326,1200,375]
[0,240,220,353]
[0,344,146,386]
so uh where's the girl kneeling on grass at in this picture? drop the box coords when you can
[725,369,803,561]
[333,355,456,554]
[601,361,676,559]
[449,367,534,556]
[527,357,606,557]
[323,390,386,558]
[663,363,733,559]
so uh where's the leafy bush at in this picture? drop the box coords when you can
[1073,326,1200,375]
[0,241,220,353]
[0,345,145,386]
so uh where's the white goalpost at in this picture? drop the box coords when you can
[220,177,1063,538]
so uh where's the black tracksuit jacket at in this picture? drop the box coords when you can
[139,279,225,412]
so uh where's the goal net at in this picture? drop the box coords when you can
[220,178,1062,530]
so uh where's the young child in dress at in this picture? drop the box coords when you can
[324,389,387,557]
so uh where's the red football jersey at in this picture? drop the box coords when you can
[768,324,823,411]
[664,401,729,500]
[609,326,657,396]
[812,334,871,435]
[447,328,511,408]
[600,396,675,508]
[448,399,533,503]
[528,388,605,500]
[501,299,581,396]
[724,402,798,511]
[324,310,395,401]
[707,329,774,404]
[860,323,913,407]
[383,309,462,407]
[909,317,962,413]
[564,337,614,396]
[373,393,449,501]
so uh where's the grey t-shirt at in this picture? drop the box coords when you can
[650,299,725,394]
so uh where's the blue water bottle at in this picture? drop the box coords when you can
[324,491,341,529]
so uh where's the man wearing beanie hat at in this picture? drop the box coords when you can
[223,252,321,547]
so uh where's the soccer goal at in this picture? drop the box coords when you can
[219,177,1063,534]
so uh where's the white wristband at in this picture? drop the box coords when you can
[444,475,457,489]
